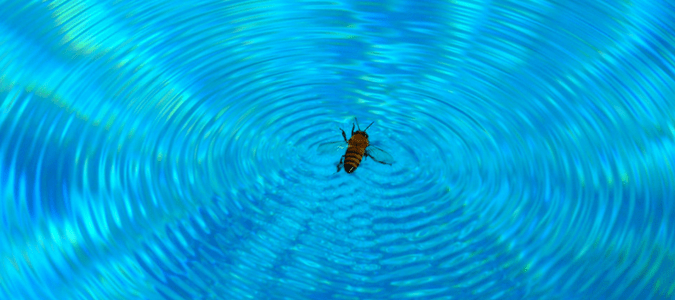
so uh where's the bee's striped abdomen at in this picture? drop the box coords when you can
[344,146,364,173]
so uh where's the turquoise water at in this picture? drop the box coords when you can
[1,0,674,299]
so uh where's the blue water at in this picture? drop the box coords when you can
[1,0,674,299]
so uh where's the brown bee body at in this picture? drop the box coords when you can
[317,118,394,174]
[343,132,369,173]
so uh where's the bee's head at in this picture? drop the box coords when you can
[354,131,369,139]
[354,119,374,138]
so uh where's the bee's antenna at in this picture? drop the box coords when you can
[355,117,361,131]
[364,121,374,132]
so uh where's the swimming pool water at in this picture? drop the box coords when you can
[1,0,674,299]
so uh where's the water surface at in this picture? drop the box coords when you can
[1,0,674,299]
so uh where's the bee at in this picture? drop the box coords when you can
[317,118,394,173]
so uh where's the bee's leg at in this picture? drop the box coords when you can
[336,155,345,172]
[340,128,348,142]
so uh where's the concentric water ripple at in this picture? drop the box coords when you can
[1,0,674,299]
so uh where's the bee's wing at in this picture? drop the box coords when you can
[316,141,348,155]
[366,146,395,165]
